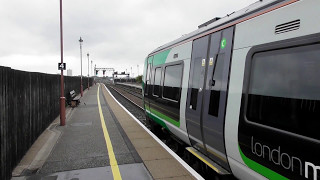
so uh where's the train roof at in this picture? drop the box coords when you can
[149,0,292,56]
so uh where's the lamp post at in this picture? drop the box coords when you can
[90,60,94,76]
[94,64,97,85]
[137,64,139,76]
[87,53,90,90]
[91,60,93,85]
[59,0,65,126]
[79,37,83,97]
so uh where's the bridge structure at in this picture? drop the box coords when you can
[94,66,115,77]
[94,66,135,83]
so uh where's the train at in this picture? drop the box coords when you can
[142,0,319,179]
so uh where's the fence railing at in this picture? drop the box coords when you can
[0,66,93,180]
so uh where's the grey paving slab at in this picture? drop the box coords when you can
[13,163,152,180]
[39,156,110,174]
[119,163,153,180]
[49,166,112,180]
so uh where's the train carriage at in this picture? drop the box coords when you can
[142,0,320,179]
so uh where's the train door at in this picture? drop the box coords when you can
[185,35,209,154]
[186,27,234,171]
[202,27,234,171]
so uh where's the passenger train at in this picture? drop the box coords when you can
[142,0,320,179]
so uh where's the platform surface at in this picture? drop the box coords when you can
[12,84,196,180]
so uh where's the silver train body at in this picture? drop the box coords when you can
[142,0,320,179]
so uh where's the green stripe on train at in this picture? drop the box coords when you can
[150,107,179,127]
[146,107,180,129]
[153,49,171,66]
[239,146,288,180]
[146,110,169,131]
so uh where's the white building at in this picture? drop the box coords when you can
[67,69,72,76]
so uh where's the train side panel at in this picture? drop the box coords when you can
[225,0,320,179]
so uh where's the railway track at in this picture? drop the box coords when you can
[104,83,147,126]
[114,83,142,99]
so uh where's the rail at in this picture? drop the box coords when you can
[114,83,142,100]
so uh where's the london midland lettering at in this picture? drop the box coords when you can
[251,136,320,179]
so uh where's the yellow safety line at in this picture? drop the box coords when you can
[97,84,122,180]
[188,148,220,173]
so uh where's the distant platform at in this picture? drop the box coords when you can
[116,82,142,89]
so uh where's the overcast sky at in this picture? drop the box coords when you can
[0,0,257,77]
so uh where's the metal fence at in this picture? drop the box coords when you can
[0,66,93,180]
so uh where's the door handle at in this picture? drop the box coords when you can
[209,79,215,86]
[212,80,216,86]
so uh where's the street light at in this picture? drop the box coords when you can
[87,53,90,90]
[91,60,93,86]
[137,64,139,76]
[79,37,83,97]
[59,0,65,126]
[90,60,93,76]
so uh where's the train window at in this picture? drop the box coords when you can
[163,64,183,101]
[153,67,161,96]
[246,44,320,140]
[190,58,202,110]
[208,54,225,117]
[145,63,152,95]
[147,63,152,81]
[150,68,155,85]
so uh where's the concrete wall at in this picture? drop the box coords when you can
[0,66,93,180]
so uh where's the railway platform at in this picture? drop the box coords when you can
[12,84,200,180]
